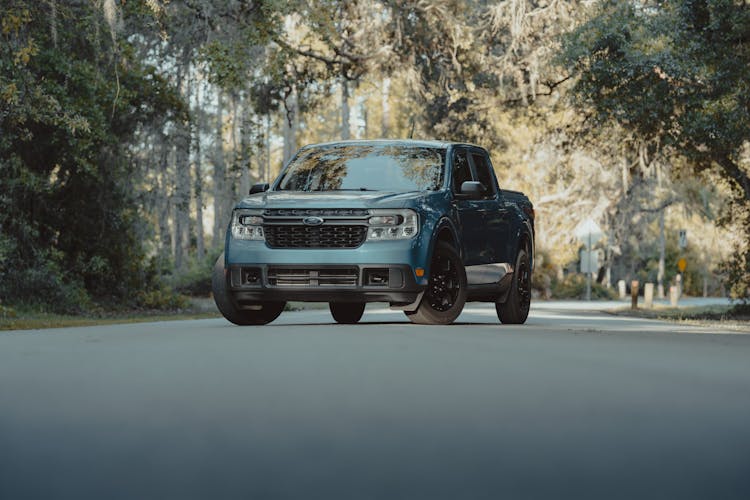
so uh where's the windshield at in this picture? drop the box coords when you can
[276,144,446,192]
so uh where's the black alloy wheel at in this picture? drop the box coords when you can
[496,247,531,324]
[405,242,467,325]
[427,251,461,311]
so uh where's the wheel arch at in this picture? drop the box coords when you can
[429,217,461,260]
[514,222,535,271]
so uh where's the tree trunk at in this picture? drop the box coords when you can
[264,114,271,183]
[282,88,298,165]
[212,89,227,249]
[717,155,750,203]
[381,77,390,137]
[157,135,172,259]
[657,208,666,298]
[230,93,240,201]
[341,78,350,140]
[173,57,191,272]
[239,97,253,197]
[193,82,205,260]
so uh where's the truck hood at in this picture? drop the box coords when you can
[237,190,431,210]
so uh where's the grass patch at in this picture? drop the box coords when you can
[609,304,750,332]
[0,299,220,331]
[0,312,220,331]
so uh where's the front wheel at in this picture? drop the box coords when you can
[212,254,285,325]
[405,242,467,325]
[496,247,531,324]
[329,302,366,324]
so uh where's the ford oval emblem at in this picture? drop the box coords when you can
[303,216,325,226]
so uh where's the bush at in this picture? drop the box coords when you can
[531,250,557,299]
[0,304,16,319]
[0,251,92,314]
[551,274,617,300]
[170,248,223,297]
[136,286,190,310]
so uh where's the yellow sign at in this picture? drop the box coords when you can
[677,258,687,272]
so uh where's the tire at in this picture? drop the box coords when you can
[405,241,467,325]
[212,254,285,325]
[329,302,366,324]
[496,247,531,324]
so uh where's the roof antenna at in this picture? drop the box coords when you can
[408,117,415,139]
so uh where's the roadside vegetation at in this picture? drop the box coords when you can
[0,309,220,332]
[610,303,750,332]
[1,0,748,318]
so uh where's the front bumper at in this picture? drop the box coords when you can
[227,263,423,304]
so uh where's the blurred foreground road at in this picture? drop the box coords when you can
[1,302,749,499]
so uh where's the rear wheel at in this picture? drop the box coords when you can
[405,242,467,325]
[496,247,531,324]
[212,254,285,325]
[329,302,366,324]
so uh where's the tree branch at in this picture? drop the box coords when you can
[272,36,339,68]
[501,75,573,105]
[717,155,750,202]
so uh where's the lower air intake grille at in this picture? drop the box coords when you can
[267,268,359,287]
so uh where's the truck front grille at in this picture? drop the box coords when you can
[264,225,367,249]
[267,267,359,287]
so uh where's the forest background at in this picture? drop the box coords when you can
[1,0,749,314]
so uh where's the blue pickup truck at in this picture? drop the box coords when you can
[212,140,534,326]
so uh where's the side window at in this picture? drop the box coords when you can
[471,152,496,198]
[452,149,472,193]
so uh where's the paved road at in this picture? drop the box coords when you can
[1,303,749,499]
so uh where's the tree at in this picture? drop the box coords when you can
[562,0,750,300]
[0,0,183,311]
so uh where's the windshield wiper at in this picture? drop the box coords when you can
[329,187,379,192]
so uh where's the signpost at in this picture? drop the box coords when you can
[575,219,604,301]
[678,229,687,249]
[677,231,687,301]
[580,249,599,274]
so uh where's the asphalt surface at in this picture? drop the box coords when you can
[1,302,749,499]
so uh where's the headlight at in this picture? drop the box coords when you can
[231,209,265,240]
[367,209,419,241]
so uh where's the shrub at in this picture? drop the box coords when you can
[170,248,223,297]
[551,274,617,300]
[0,304,16,319]
[0,251,92,314]
[530,251,557,299]
[136,286,190,310]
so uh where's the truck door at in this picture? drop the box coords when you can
[451,147,486,267]
[468,150,513,266]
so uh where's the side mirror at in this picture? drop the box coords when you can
[249,183,269,195]
[460,181,485,199]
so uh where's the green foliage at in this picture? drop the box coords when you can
[719,209,750,301]
[531,250,557,299]
[0,0,183,313]
[0,304,17,319]
[551,274,618,300]
[562,0,750,302]
[191,1,282,91]
[170,248,224,297]
[562,0,750,156]
[136,286,190,311]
